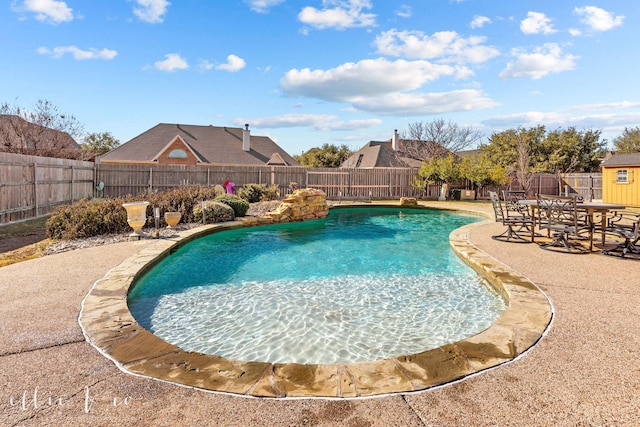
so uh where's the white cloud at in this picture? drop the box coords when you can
[570,101,640,111]
[36,46,117,60]
[281,58,457,101]
[18,0,74,24]
[374,29,499,65]
[470,15,491,29]
[199,60,214,71]
[280,58,497,116]
[244,0,285,14]
[499,43,577,80]
[349,90,498,115]
[216,54,246,72]
[396,5,412,19]
[520,11,556,35]
[240,114,382,131]
[574,6,624,32]
[298,0,376,30]
[154,53,188,72]
[133,0,170,24]
[569,28,582,37]
[482,101,640,140]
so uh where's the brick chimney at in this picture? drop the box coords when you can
[242,124,250,151]
[392,129,399,151]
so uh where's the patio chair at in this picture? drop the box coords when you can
[602,211,640,258]
[536,194,592,253]
[502,190,530,217]
[489,191,534,243]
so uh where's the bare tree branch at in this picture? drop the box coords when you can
[0,99,84,159]
[398,119,483,163]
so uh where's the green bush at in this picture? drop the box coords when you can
[214,194,250,217]
[192,201,235,223]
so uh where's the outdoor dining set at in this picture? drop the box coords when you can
[489,190,640,258]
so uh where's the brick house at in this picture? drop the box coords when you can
[100,123,299,166]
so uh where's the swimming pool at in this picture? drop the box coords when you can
[81,202,552,398]
[128,207,507,364]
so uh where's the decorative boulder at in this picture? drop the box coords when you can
[400,197,418,206]
[264,188,329,223]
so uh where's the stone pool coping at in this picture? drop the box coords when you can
[79,206,553,398]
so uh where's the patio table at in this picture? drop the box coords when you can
[518,199,626,246]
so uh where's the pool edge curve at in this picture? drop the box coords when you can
[78,206,553,399]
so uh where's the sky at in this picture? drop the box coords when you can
[2,0,639,155]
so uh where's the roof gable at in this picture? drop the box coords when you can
[152,135,204,162]
[266,152,289,166]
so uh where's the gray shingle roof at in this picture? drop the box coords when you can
[100,123,299,166]
[341,139,441,168]
[601,153,640,167]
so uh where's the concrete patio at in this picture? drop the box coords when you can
[1,201,638,426]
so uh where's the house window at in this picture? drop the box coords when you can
[168,149,188,159]
[616,169,628,183]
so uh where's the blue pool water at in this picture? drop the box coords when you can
[129,207,507,364]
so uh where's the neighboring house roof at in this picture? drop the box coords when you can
[601,153,640,167]
[0,114,82,158]
[341,136,445,168]
[100,123,299,166]
[455,148,481,159]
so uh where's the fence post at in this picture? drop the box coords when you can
[71,165,75,203]
[33,162,38,218]
[149,168,153,194]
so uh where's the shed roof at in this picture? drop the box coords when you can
[601,152,640,167]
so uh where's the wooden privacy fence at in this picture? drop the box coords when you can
[505,173,602,201]
[0,152,94,223]
[2,155,606,225]
[94,163,430,200]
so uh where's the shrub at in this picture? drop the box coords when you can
[46,198,131,240]
[237,183,263,203]
[214,194,250,217]
[145,186,219,224]
[237,183,280,202]
[192,201,235,223]
[44,186,272,240]
[260,185,280,201]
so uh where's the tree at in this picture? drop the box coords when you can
[612,127,640,153]
[481,126,545,193]
[459,154,510,193]
[401,118,484,162]
[294,143,352,168]
[536,128,604,174]
[81,132,120,160]
[0,99,85,159]
[416,153,462,199]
